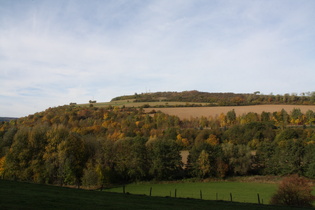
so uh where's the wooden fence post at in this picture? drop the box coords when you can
[200,190,203,200]
[257,193,261,204]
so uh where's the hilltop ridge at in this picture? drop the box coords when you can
[111,90,315,106]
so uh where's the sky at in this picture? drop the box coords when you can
[1,0,315,117]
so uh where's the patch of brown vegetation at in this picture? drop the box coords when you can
[227,176,282,184]
[180,150,189,168]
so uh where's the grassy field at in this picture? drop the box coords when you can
[103,181,277,204]
[0,179,312,210]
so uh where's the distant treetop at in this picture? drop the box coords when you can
[0,117,18,122]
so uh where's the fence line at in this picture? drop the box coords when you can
[121,186,264,205]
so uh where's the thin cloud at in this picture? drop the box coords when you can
[1,0,315,117]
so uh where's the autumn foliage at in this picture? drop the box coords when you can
[270,175,315,207]
[1,103,315,187]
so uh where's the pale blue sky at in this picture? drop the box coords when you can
[1,0,315,117]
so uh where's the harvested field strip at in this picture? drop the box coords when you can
[80,101,208,108]
[145,105,315,119]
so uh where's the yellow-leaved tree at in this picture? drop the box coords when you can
[0,156,5,178]
[197,150,211,178]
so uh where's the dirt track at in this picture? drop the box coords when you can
[145,105,315,120]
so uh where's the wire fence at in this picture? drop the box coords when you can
[120,185,265,205]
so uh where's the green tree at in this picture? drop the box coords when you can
[261,111,271,122]
[113,138,134,182]
[275,128,302,142]
[28,125,49,183]
[4,127,31,181]
[147,139,182,180]
[197,150,211,178]
[57,133,88,188]
[240,112,259,124]
[303,143,315,178]
[306,110,315,125]
[44,125,70,184]
[97,138,116,186]
[128,137,149,181]
[273,109,289,129]
[194,130,212,146]
[187,143,221,178]
[256,140,276,175]
[243,122,276,143]
[270,139,305,175]
[82,159,100,188]
[221,143,252,175]
[226,109,236,125]
[222,125,245,144]
[0,127,17,156]
[290,108,303,124]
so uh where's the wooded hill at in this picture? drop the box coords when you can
[1,91,315,189]
[111,90,315,106]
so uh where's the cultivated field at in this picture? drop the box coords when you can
[144,105,315,120]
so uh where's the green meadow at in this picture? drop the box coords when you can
[0,179,313,210]
[104,181,277,204]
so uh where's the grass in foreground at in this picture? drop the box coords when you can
[0,180,313,210]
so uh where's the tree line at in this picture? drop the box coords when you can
[112,90,315,106]
[1,105,315,188]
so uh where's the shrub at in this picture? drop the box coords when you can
[270,174,315,207]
